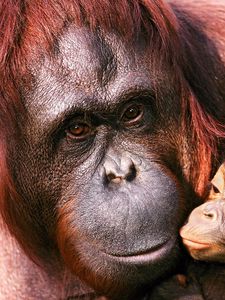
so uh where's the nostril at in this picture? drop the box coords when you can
[107,173,122,184]
[107,173,116,181]
[125,164,137,182]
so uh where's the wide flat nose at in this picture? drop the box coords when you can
[103,152,137,184]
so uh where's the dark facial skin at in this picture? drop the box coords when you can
[12,27,187,299]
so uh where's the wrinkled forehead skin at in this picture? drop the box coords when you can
[23,26,154,137]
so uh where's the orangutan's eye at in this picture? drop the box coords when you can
[66,122,92,140]
[122,104,144,126]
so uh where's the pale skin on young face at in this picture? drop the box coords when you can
[180,199,225,262]
[180,163,225,262]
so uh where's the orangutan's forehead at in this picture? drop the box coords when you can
[57,26,150,80]
[28,26,151,94]
[23,26,152,139]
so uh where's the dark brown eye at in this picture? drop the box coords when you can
[122,104,144,126]
[66,123,91,140]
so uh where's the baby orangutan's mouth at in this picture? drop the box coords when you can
[182,238,210,250]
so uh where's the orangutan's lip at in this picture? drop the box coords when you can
[182,238,210,250]
[103,239,174,264]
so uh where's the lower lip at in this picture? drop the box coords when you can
[103,239,175,264]
[182,238,210,250]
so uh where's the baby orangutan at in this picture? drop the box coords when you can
[180,163,225,263]
[149,164,225,299]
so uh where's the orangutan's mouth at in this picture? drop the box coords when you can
[104,239,174,264]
